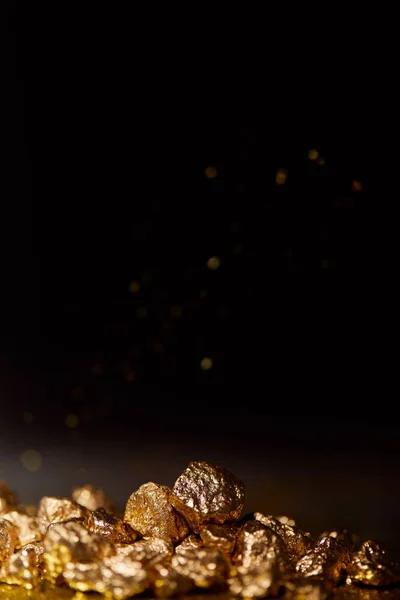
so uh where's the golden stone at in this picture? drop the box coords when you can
[175,534,204,555]
[42,520,115,582]
[124,482,189,543]
[284,576,334,600]
[149,563,193,597]
[171,461,245,533]
[0,519,18,565]
[72,484,113,512]
[296,535,352,583]
[84,508,138,544]
[37,497,87,534]
[199,523,238,556]
[2,511,42,548]
[347,540,400,587]
[63,555,148,599]
[0,546,39,590]
[254,513,312,561]
[115,536,173,565]
[232,520,289,573]
[228,563,281,598]
[172,547,229,590]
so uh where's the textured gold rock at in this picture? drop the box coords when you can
[0,546,39,589]
[172,547,229,589]
[116,536,173,565]
[228,563,281,599]
[254,513,312,561]
[72,484,113,512]
[333,587,400,600]
[63,555,148,599]
[2,511,42,548]
[296,535,352,583]
[284,576,334,600]
[124,482,189,543]
[0,482,17,516]
[42,520,115,582]
[37,497,87,534]
[347,540,400,587]
[171,461,245,533]
[84,508,138,544]
[0,519,18,565]
[233,520,289,575]
[149,563,194,597]
[175,534,204,555]
[200,523,238,556]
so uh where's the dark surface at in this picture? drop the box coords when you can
[1,2,398,558]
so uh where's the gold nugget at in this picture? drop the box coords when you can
[233,520,289,574]
[172,547,229,589]
[171,461,245,533]
[42,520,115,582]
[84,508,138,544]
[296,535,352,583]
[347,540,400,587]
[124,482,189,543]
[0,519,18,564]
[175,534,204,555]
[200,523,238,556]
[149,563,193,597]
[63,555,148,600]
[0,482,17,516]
[72,484,113,512]
[0,546,39,590]
[2,511,42,548]
[284,576,334,600]
[37,497,87,534]
[116,536,173,564]
[254,513,312,561]
[228,563,281,598]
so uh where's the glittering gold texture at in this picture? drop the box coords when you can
[175,534,204,554]
[284,576,334,600]
[37,497,87,535]
[0,520,18,565]
[228,563,281,599]
[346,540,400,587]
[42,520,115,582]
[0,546,39,589]
[200,523,238,556]
[171,461,245,533]
[63,555,148,599]
[254,512,312,561]
[124,482,189,543]
[149,563,193,597]
[233,519,289,575]
[2,511,42,548]
[296,535,352,583]
[84,508,138,544]
[172,547,229,590]
[115,536,173,565]
[72,484,113,512]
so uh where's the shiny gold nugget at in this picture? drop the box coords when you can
[233,520,289,574]
[347,540,400,587]
[42,520,115,582]
[84,508,138,544]
[2,511,42,548]
[171,461,245,533]
[116,536,173,565]
[72,484,113,512]
[284,576,334,600]
[175,534,204,555]
[200,523,238,556]
[0,519,18,564]
[37,497,87,534]
[296,535,352,583]
[172,547,229,589]
[124,482,189,543]
[149,563,193,597]
[0,546,39,590]
[254,513,312,561]
[228,563,281,599]
[63,555,148,600]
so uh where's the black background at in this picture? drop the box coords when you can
[1,3,398,556]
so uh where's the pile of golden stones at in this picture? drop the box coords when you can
[0,461,399,599]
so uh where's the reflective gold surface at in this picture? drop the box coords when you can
[2,512,42,548]
[296,535,352,583]
[171,462,245,533]
[72,484,113,512]
[347,540,400,586]
[37,498,87,535]
[0,519,18,564]
[254,513,312,561]
[84,508,138,544]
